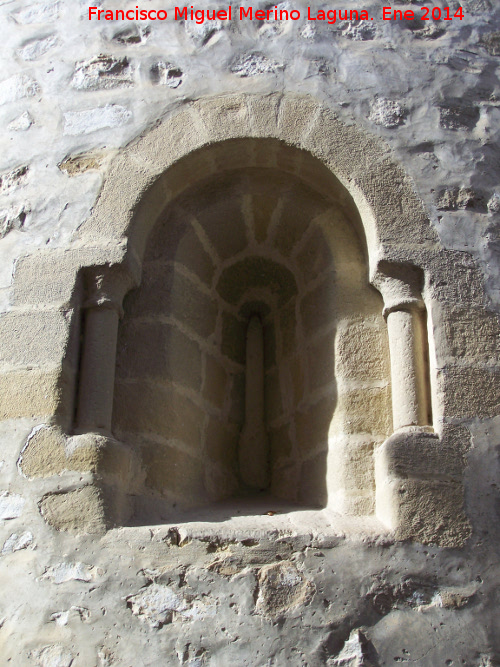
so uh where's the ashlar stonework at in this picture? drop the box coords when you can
[0,2,499,663]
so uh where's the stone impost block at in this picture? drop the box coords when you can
[375,429,470,546]
[378,477,471,547]
[376,429,464,481]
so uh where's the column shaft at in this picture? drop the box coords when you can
[387,309,429,430]
[76,306,119,433]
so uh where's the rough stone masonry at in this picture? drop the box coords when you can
[0,1,499,666]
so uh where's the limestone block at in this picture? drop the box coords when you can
[332,386,392,437]
[71,55,133,91]
[247,93,281,136]
[146,211,215,286]
[116,320,202,393]
[350,159,437,246]
[0,369,63,419]
[378,477,470,547]
[328,436,375,498]
[272,187,328,257]
[12,248,127,305]
[124,106,208,177]
[113,380,204,448]
[255,561,314,619]
[299,451,328,506]
[433,306,500,364]
[140,440,206,503]
[190,197,248,263]
[204,417,238,469]
[303,106,390,182]
[39,486,107,534]
[193,96,252,141]
[335,320,390,383]
[204,418,238,499]
[221,312,246,365]
[426,251,486,305]
[12,254,79,305]
[270,459,301,501]
[307,333,335,393]
[218,258,297,308]
[300,276,337,336]
[295,396,336,455]
[202,354,228,409]
[376,429,464,481]
[0,311,71,369]
[438,366,500,419]
[124,265,217,339]
[19,427,104,479]
[295,225,334,282]
[269,424,293,462]
[276,95,323,145]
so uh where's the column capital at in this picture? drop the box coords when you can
[372,262,424,318]
[83,265,134,316]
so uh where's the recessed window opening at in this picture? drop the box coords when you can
[111,141,391,524]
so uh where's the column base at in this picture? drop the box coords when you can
[375,427,470,547]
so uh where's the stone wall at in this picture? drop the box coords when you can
[0,2,499,666]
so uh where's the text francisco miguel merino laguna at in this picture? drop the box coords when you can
[88,6,376,24]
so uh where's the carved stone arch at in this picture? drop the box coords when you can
[10,94,477,545]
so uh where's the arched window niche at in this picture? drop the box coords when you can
[111,139,394,523]
[17,95,471,546]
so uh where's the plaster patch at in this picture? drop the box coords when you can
[40,561,98,584]
[63,105,132,136]
[0,492,25,520]
[29,644,73,667]
[127,583,217,628]
[1,531,34,554]
[0,75,38,105]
